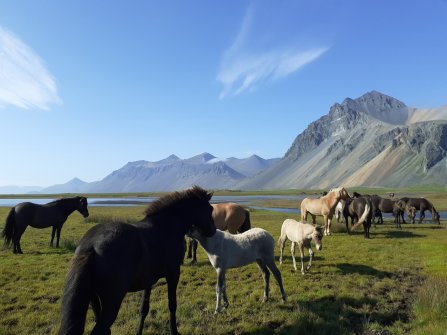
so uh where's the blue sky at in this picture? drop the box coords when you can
[1,1,446,187]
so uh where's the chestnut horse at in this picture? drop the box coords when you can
[300,187,349,236]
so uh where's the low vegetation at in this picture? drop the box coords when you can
[0,197,446,335]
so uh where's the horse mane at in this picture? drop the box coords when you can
[143,186,212,218]
[329,186,345,193]
[47,197,82,205]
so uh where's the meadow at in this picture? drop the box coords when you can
[0,191,446,335]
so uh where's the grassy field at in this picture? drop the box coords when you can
[0,198,446,335]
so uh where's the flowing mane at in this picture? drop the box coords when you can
[143,186,212,218]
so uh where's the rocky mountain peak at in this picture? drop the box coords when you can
[341,91,408,125]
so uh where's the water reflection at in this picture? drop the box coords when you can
[0,196,445,220]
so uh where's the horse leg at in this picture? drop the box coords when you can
[90,290,127,335]
[56,225,63,248]
[91,294,101,323]
[306,247,314,272]
[302,209,308,221]
[50,226,56,247]
[278,236,286,265]
[256,259,270,302]
[136,288,152,335]
[221,274,229,309]
[290,242,298,272]
[419,209,425,224]
[323,216,329,236]
[191,239,198,264]
[166,269,181,335]
[298,243,305,274]
[326,216,332,236]
[215,268,226,314]
[363,222,370,239]
[264,260,286,302]
[13,224,26,254]
[344,214,350,234]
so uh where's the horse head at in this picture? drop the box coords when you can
[189,186,216,238]
[76,196,89,218]
[432,208,440,224]
[312,225,324,251]
[406,205,416,222]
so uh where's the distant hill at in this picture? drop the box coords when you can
[0,185,43,194]
[239,91,447,189]
[39,153,279,193]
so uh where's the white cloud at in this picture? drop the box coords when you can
[217,9,329,99]
[0,27,61,110]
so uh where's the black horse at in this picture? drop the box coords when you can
[399,197,440,224]
[343,196,372,238]
[2,196,89,254]
[58,186,216,335]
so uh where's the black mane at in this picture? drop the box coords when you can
[143,186,212,218]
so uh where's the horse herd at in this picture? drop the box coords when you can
[0,186,441,335]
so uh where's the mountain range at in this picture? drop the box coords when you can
[4,90,447,194]
[240,91,447,189]
[39,154,280,193]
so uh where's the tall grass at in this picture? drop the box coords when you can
[411,276,447,335]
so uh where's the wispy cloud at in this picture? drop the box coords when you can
[0,27,61,110]
[217,8,329,99]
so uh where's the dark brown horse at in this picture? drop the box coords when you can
[186,202,251,264]
[343,196,372,238]
[2,197,89,254]
[398,197,440,224]
[58,186,216,335]
[369,195,406,225]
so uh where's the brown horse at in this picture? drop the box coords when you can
[186,202,251,263]
[398,197,440,224]
[300,187,349,236]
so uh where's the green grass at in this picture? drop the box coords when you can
[0,204,446,335]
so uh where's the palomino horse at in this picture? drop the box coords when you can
[278,219,323,274]
[300,187,349,236]
[186,202,251,263]
[58,186,216,335]
[189,227,286,314]
[398,197,440,224]
[344,196,372,238]
[2,197,89,254]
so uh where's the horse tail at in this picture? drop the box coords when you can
[58,250,95,335]
[351,203,370,231]
[238,209,251,233]
[2,208,16,247]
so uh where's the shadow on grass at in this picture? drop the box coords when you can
[335,263,393,278]
[383,230,426,238]
[242,294,408,335]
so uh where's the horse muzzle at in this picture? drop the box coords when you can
[316,244,322,251]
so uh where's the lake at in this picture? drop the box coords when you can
[0,196,445,220]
